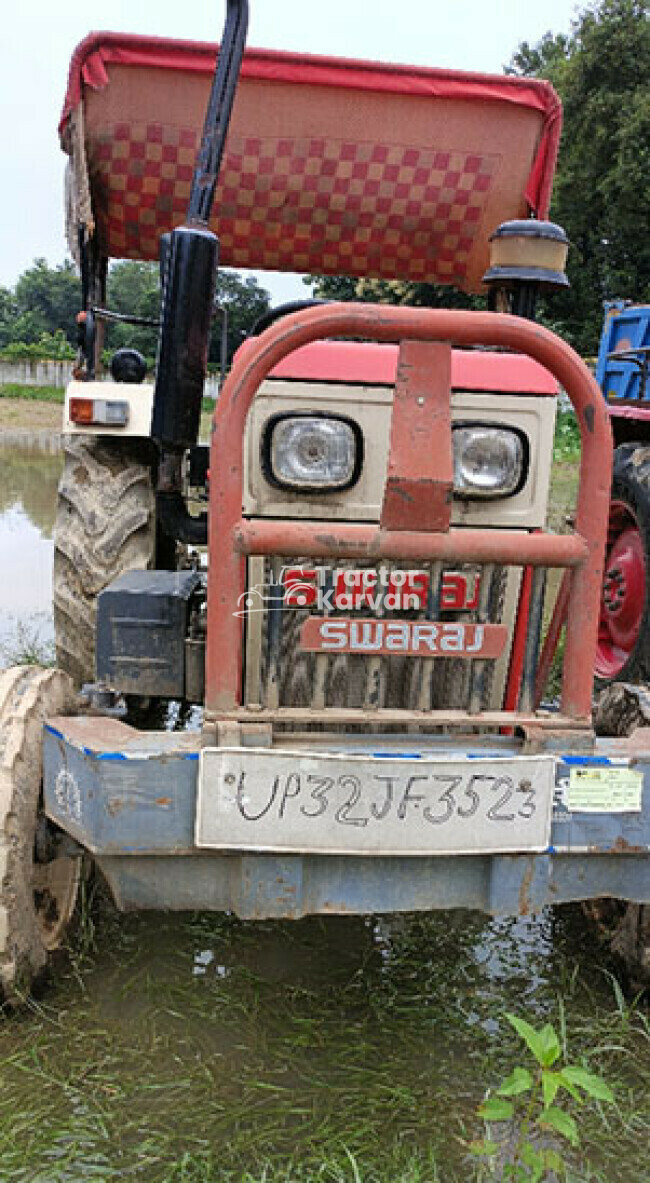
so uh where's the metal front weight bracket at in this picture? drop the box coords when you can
[78,684,127,718]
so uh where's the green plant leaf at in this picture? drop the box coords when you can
[521,1142,544,1170]
[553,1070,582,1103]
[478,1096,515,1122]
[468,1139,499,1157]
[543,1148,566,1174]
[521,1141,546,1182]
[538,1023,562,1067]
[541,1071,562,1109]
[562,1065,615,1102]
[506,1014,547,1066]
[497,1067,533,1097]
[539,1105,580,1147]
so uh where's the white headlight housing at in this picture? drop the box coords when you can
[267,415,360,491]
[452,425,526,498]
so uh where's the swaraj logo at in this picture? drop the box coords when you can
[300,618,507,659]
[234,567,480,617]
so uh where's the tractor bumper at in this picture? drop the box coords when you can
[43,715,650,918]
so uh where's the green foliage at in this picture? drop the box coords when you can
[105,260,161,358]
[213,269,272,363]
[105,260,271,365]
[0,286,17,349]
[508,0,650,355]
[308,273,484,311]
[0,621,55,668]
[472,1013,615,1179]
[13,258,80,348]
[0,330,74,362]
[506,32,572,81]
[553,408,581,459]
[0,258,271,366]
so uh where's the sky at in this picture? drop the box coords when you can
[1,0,582,304]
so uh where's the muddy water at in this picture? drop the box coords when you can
[0,442,61,660]
[1,908,648,1181]
[0,444,648,1181]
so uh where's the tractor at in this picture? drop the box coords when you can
[595,302,650,684]
[1,0,648,1004]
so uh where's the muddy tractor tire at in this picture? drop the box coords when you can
[0,666,81,1004]
[53,437,156,687]
[590,680,650,991]
[596,443,650,685]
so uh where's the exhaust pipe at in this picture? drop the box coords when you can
[152,0,249,451]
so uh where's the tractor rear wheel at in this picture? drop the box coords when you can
[53,437,156,687]
[590,680,650,991]
[596,443,650,684]
[582,900,650,994]
[0,666,81,1004]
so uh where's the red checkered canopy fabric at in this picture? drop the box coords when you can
[61,33,561,292]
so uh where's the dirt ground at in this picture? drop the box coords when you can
[0,398,62,432]
[0,399,215,440]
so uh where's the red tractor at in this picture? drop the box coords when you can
[0,0,648,1004]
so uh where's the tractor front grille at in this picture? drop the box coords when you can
[243,558,521,724]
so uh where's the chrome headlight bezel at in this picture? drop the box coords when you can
[263,412,364,493]
[452,422,529,500]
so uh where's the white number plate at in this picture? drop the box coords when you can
[196,749,554,856]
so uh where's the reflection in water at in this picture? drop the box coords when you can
[0,444,62,657]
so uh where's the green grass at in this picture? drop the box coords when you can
[542,409,581,700]
[0,907,648,1182]
[0,383,65,403]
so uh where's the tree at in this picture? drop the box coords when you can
[506,32,571,82]
[307,275,481,311]
[14,259,80,347]
[106,261,160,359]
[105,261,271,366]
[508,0,650,354]
[0,287,17,349]
[212,271,271,365]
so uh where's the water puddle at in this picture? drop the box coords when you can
[0,443,61,659]
[0,903,647,1181]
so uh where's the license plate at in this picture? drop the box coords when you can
[196,749,554,856]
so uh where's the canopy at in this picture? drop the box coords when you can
[61,32,561,292]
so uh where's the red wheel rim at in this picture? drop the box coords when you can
[596,499,646,679]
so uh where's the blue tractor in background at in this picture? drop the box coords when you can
[595,302,650,683]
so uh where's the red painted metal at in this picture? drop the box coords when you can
[206,303,612,721]
[299,617,508,659]
[238,338,560,394]
[504,565,534,713]
[596,500,646,679]
[234,522,587,566]
[381,341,453,532]
[608,406,650,421]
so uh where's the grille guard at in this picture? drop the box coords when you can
[206,304,612,726]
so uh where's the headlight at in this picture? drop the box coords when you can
[266,414,361,491]
[452,424,526,499]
